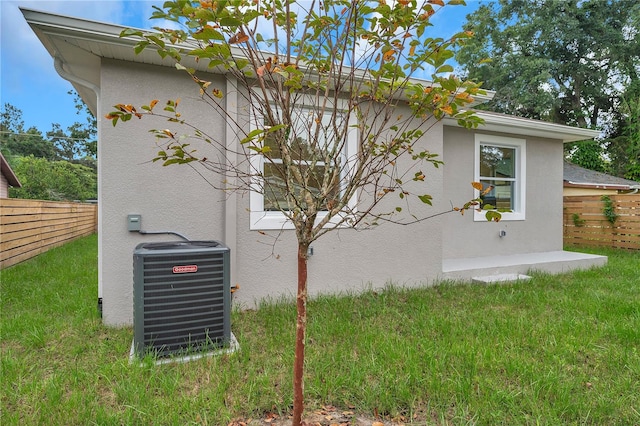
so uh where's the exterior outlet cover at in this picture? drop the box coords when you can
[127,214,142,232]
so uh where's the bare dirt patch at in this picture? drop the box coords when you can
[228,405,412,425]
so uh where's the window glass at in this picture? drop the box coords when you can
[263,163,337,211]
[474,135,526,221]
[479,179,514,210]
[480,145,515,179]
[262,108,341,212]
[250,100,357,230]
[479,145,517,210]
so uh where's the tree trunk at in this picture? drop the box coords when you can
[292,242,309,426]
[572,74,587,128]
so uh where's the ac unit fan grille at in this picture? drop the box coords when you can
[133,242,230,359]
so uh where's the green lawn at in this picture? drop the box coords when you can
[1,235,639,425]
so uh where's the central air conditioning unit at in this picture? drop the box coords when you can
[133,240,231,359]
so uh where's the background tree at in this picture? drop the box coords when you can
[47,91,98,170]
[604,81,640,180]
[1,94,97,166]
[9,156,97,201]
[68,89,99,162]
[456,0,640,176]
[1,104,58,160]
[567,141,606,173]
[1,97,98,200]
[109,1,499,423]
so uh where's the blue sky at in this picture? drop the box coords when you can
[1,0,487,134]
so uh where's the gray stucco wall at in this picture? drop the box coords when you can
[98,59,448,325]
[232,119,447,308]
[100,60,228,325]
[441,126,564,260]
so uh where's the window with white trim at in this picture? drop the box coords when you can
[249,101,357,230]
[474,134,526,221]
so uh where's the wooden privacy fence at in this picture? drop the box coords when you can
[564,194,640,250]
[0,198,97,269]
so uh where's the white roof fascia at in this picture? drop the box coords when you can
[21,7,190,62]
[22,7,135,48]
[444,111,601,143]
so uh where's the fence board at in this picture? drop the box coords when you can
[2,210,94,223]
[0,219,96,252]
[564,194,640,250]
[0,198,97,269]
[1,217,96,243]
[0,210,96,225]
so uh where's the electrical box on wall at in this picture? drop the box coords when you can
[128,214,142,232]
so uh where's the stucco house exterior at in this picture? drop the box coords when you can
[563,161,640,196]
[23,8,607,326]
[0,152,22,198]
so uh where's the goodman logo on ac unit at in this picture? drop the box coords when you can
[172,265,198,274]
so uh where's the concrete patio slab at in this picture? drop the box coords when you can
[472,273,532,284]
[442,250,607,282]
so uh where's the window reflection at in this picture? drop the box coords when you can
[479,145,516,210]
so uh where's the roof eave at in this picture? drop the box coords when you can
[0,154,22,188]
[444,111,600,142]
[21,7,495,106]
[21,7,137,49]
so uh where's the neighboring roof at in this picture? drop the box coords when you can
[0,152,22,188]
[21,7,600,144]
[564,161,640,190]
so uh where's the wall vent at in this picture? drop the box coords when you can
[133,241,230,359]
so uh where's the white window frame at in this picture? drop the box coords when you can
[474,134,526,221]
[249,100,358,230]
